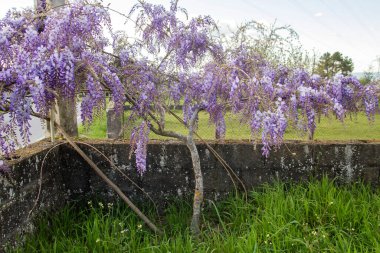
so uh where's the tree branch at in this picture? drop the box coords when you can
[188,107,201,139]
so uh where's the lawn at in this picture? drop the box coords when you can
[10,178,380,252]
[79,110,380,141]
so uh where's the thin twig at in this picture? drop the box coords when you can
[28,142,67,218]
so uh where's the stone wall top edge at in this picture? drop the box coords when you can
[5,138,380,165]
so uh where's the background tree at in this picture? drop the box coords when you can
[359,66,375,85]
[315,51,354,78]
[227,21,312,70]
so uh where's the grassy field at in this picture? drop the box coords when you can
[79,111,380,141]
[10,178,380,252]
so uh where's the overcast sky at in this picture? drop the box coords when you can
[1,0,379,72]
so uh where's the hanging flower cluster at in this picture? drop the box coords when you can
[0,1,124,152]
[0,1,128,171]
[130,121,150,175]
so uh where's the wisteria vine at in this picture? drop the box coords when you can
[0,0,378,175]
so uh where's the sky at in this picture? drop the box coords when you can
[1,0,380,72]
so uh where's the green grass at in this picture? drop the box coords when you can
[10,178,380,252]
[79,111,380,141]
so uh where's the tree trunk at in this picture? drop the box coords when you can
[150,106,204,236]
[45,97,78,140]
[308,130,313,141]
[186,135,203,236]
[56,97,78,137]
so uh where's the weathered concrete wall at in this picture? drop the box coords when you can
[1,140,380,248]
[0,143,68,249]
[60,142,380,204]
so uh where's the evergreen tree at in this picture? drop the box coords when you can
[316,51,354,78]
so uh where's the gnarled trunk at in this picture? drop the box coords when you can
[185,107,203,236]
[186,135,203,235]
[148,104,204,235]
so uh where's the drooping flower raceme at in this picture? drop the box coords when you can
[130,121,150,175]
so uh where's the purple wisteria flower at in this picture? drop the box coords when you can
[130,121,150,175]
[0,159,10,174]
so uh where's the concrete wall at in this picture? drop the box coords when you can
[0,143,67,248]
[1,140,380,247]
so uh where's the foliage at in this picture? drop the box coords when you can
[9,179,380,252]
[315,52,354,78]
[0,1,124,156]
